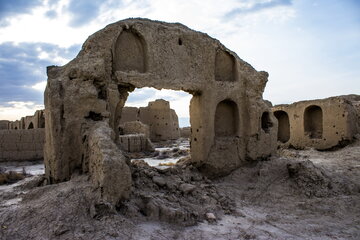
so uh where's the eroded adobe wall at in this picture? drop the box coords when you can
[119,121,150,138]
[0,121,9,130]
[0,129,44,162]
[119,99,180,141]
[273,95,360,150]
[138,99,180,141]
[44,18,276,187]
[7,110,45,130]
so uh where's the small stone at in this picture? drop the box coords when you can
[205,212,216,222]
[152,176,166,187]
[179,183,196,194]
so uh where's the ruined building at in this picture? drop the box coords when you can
[44,18,277,204]
[120,99,180,141]
[6,110,45,130]
[273,95,360,150]
[0,110,45,162]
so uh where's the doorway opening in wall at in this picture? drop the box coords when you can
[274,110,290,143]
[304,105,323,139]
[28,122,34,129]
[117,87,192,169]
[261,111,273,133]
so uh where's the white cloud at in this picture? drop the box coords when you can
[125,88,192,118]
[31,81,47,91]
[0,101,44,121]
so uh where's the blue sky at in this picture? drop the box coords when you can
[0,0,359,126]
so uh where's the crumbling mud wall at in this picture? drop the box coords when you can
[87,122,131,204]
[180,127,191,138]
[120,99,180,141]
[0,120,9,130]
[273,95,360,150]
[119,121,150,138]
[138,99,180,141]
[118,121,154,152]
[44,18,277,202]
[0,129,44,162]
[7,110,45,130]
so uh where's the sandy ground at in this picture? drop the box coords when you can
[0,140,359,239]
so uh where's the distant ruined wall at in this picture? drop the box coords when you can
[180,127,191,138]
[119,121,150,138]
[0,129,44,162]
[120,99,180,141]
[6,110,45,130]
[0,120,9,130]
[272,95,360,150]
[139,99,180,141]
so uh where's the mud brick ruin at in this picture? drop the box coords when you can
[273,95,360,150]
[0,110,45,162]
[6,110,45,130]
[44,18,277,204]
[120,99,180,141]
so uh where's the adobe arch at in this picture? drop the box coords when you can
[44,19,276,203]
[214,99,238,137]
[215,49,236,82]
[274,110,290,143]
[113,29,146,73]
[304,105,323,139]
[27,122,34,129]
[261,111,273,133]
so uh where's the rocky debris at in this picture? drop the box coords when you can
[0,171,26,185]
[205,212,216,222]
[118,161,236,226]
[152,176,166,187]
[0,140,360,239]
[179,183,196,194]
[287,160,359,197]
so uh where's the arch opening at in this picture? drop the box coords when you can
[274,110,290,143]
[215,99,239,137]
[304,105,323,139]
[114,87,192,168]
[261,112,273,133]
[28,122,34,129]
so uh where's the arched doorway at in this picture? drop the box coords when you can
[214,99,238,137]
[274,110,290,143]
[304,105,323,139]
[28,122,34,129]
[261,112,273,133]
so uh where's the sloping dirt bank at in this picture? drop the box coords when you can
[0,140,359,239]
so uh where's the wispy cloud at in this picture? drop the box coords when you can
[67,0,106,27]
[0,0,43,26]
[126,88,191,118]
[0,101,44,121]
[224,0,293,20]
[0,42,80,103]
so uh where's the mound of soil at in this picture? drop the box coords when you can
[120,161,235,225]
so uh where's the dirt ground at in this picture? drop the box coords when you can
[0,139,359,240]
